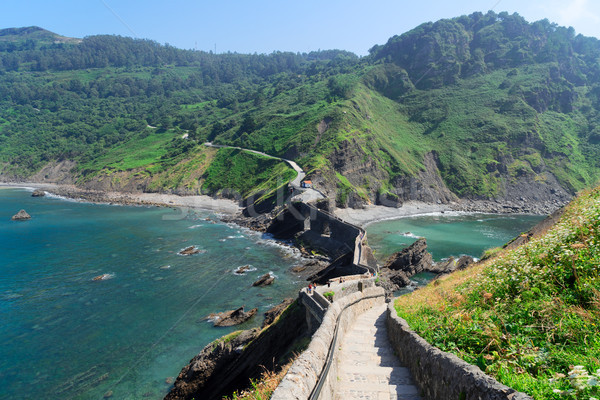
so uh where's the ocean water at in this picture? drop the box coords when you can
[366,212,545,262]
[0,188,306,399]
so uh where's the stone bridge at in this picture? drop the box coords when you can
[268,201,378,278]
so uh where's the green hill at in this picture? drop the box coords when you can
[1,11,600,208]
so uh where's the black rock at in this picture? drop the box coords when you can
[252,273,275,287]
[178,246,200,255]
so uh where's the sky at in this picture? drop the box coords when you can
[2,0,600,55]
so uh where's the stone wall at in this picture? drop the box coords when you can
[314,276,376,302]
[294,202,362,258]
[272,286,385,400]
[386,302,533,400]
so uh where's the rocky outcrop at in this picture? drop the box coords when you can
[29,160,76,184]
[290,258,330,280]
[234,265,252,275]
[178,246,200,255]
[428,255,473,274]
[384,238,433,272]
[166,300,308,400]
[381,238,433,287]
[380,239,474,293]
[382,151,459,207]
[261,298,294,328]
[31,189,46,197]
[166,328,260,400]
[11,209,31,220]
[252,273,274,287]
[213,307,258,327]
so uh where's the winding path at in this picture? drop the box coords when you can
[335,304,421,400]
[203,142,325,201]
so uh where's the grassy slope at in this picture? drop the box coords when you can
[76,130,295,200]
[395,187,600,399]
[392,64,597,198]
[3,60,597,204]
[202,148,296,200]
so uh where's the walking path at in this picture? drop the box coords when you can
[203,142,325,202]
[335,304,421,400]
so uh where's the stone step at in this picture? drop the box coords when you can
[340,365,411,377]
[333,304,421,399]
[335,387,422,400]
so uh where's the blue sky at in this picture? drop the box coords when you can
[2,0,600,55]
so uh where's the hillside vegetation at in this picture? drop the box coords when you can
[395,186,600,399]
[2,13,600,207]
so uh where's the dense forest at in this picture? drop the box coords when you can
[1,11,600,207]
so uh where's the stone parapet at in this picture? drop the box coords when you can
[386,302,532,400]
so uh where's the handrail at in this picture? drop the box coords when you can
[308,293,384,400]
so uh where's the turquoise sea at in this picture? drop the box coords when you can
[0,189,544,399]
[0,188,306,399]
[366,212,545,294]
[366,212,545,262]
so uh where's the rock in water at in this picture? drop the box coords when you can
[380,238,475,294]
[178,246,200,255]
[11,209,31,221]
[381,238,433,287]
[261,298,294,328]
[384,238,433,274]
[31,189,46,197]
[234,265,251,274]
[252,273,274,287]
[213,306,258,327]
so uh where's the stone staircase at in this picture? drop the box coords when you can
[335,304,421,400]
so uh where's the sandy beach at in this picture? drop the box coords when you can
[333,201,455,227]
[0,182,242,215]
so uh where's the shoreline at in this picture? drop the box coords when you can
[0,182,242,216]
[1,181,330,279]
[1,182,564,228]
[333,199,562,228]
[334,201,455,227]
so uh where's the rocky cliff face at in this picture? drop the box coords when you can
[311,139,459,209]
[29,160,76,184]
[310,136,571,211]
